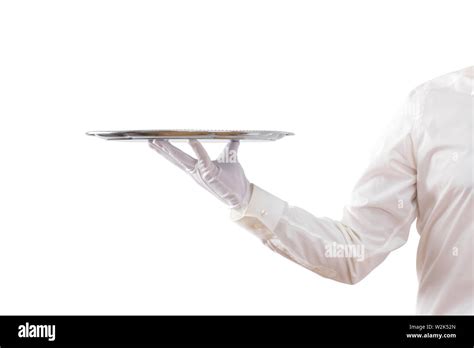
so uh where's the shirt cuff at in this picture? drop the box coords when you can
[230,184,287,240]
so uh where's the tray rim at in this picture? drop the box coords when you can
[86,129,294,141]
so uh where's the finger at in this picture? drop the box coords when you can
[227,140,240,154]
[220,140,240,162]
[149,139,196,171]
[188,140,212,167]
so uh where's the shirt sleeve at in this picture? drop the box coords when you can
[231,88,425,284]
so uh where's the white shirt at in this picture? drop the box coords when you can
[231,67,473,314]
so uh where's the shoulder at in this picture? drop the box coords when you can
[404,68,469,121]
[409,68,469,106]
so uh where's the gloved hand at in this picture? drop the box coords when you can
[149,139,252,209]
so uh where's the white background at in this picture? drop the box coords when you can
[0,0,472,315]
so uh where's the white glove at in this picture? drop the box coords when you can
[149,139,251,209]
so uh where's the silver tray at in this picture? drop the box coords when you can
[86,129,294,141]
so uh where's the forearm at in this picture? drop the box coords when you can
[231,185,406,284]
